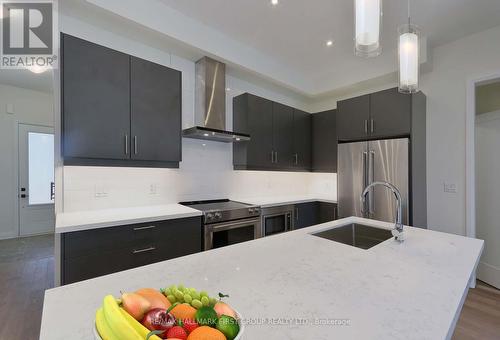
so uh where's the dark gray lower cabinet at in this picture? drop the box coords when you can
[294,202,337,229]
[61,217,202,284]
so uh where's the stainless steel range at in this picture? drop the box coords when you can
[180,199,261,250]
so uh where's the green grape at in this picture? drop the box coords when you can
[178,284,185,292]
[191,299,203,309]
[169,285,178,292]
[184,294,192,303]
[164,288,172,296]
[201,296,209,306]
[191,290,200,300]
[188,288,197,296]
[174,290,184,301]
[200,291,209,298]
[167,295,176,304]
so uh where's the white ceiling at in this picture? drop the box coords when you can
[81,0,500,96]
[157,0,500,95]
[0,69,53,93]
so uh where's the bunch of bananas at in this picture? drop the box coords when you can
[95,295,160,340]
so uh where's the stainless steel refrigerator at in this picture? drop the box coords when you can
[338,138,409,224]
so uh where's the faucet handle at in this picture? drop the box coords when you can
[391,229,406,242]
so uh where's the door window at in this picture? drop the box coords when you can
[28,132,54,205]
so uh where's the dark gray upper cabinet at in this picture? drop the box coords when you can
[369,88,411,138]
[312,110,337,173]
[292,109,312,170]
[233,94,274,169]
[337,88,413,141]
[272,102,294,168]
[337,94,370,141]
[62,33,182,168]
[62,34,130,160]
[130,57,182,163]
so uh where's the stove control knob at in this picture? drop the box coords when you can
[248,208,255,214]
[206,213,214,221]
[253,207,260,215]
[215,212,222,219]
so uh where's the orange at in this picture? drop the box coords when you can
[170,303,197,320]
[134,288,171,310]
[187,326,226,340]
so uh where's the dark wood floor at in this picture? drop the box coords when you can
[0,234,54,340]
[0,235,499,339]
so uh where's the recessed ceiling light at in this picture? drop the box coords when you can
[271,0,278,6]
[326,40,334,47]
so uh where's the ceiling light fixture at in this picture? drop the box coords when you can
[354,0,382,57]
[326,40,334,47]
[271,0,278,6]
[27,65,50,74]
[398,0,420,93]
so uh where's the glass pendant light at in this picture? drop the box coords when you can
[398,0,420,93]
[354,0,382,57]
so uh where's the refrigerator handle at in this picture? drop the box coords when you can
[361,151,368,214]
[368,150,375,214]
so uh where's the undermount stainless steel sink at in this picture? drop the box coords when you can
[311,223,393,249]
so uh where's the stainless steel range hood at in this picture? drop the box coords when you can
[182,57,250,143]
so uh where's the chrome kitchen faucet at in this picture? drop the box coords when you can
[361,181,406,242]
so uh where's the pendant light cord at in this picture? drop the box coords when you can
[407,0,411,26]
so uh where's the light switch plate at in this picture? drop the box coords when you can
[6,103,14,114]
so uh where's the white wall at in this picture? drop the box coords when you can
[475,110,500,286]
[0,84,54,239]
[59,11,336,213]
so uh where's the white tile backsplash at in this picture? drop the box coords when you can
[63,139,337,212]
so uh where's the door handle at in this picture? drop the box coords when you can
[275,151,278,164]
[271,151,275,163]
[370,119,374,133]
[361,152,368,214]
[294,153,298,165]
[295,208,299,221]
[124,135,129,155]
[364,120,368,134]
[368,151,375,214]
[133,225,156,231]
[132,246,156,254]
[134,136,138,155]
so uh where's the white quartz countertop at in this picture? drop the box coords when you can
[41,217,483,340]
[55,204,202,233]
[232,195,337,208]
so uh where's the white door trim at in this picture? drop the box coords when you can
[465,71,500,288]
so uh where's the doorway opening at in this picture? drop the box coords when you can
[18,124,55,236]
[472,79,500,289]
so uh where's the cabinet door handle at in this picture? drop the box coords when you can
[294,153,298,165]
[295,208,299,221]
[271,151,274,163]
[275,151,278,163]
[124,135,129,155]
[370,119,374,133]
[132,246,156,254]
[133,225,156,231]
[364,120,368,134]
[134,136,138,155]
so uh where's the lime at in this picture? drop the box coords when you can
[216,315,240,340]
[195,306,218,327]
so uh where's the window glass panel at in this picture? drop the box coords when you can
[28,132,54,205]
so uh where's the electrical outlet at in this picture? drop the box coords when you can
[94,184,109,198]
[149,184,158,195]
[444,182,457,194]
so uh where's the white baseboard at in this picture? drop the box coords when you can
[477,261,500,289]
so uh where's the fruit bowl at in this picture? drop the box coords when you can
[94,310,244,340]
[94,285,244,340]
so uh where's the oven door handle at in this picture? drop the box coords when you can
[208,218,261,232]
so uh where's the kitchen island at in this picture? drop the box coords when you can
[40,217,483,340]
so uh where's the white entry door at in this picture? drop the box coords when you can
[18,124,55,236]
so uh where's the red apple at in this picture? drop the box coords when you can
[121,292,151,320]
[141,308,176,338]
